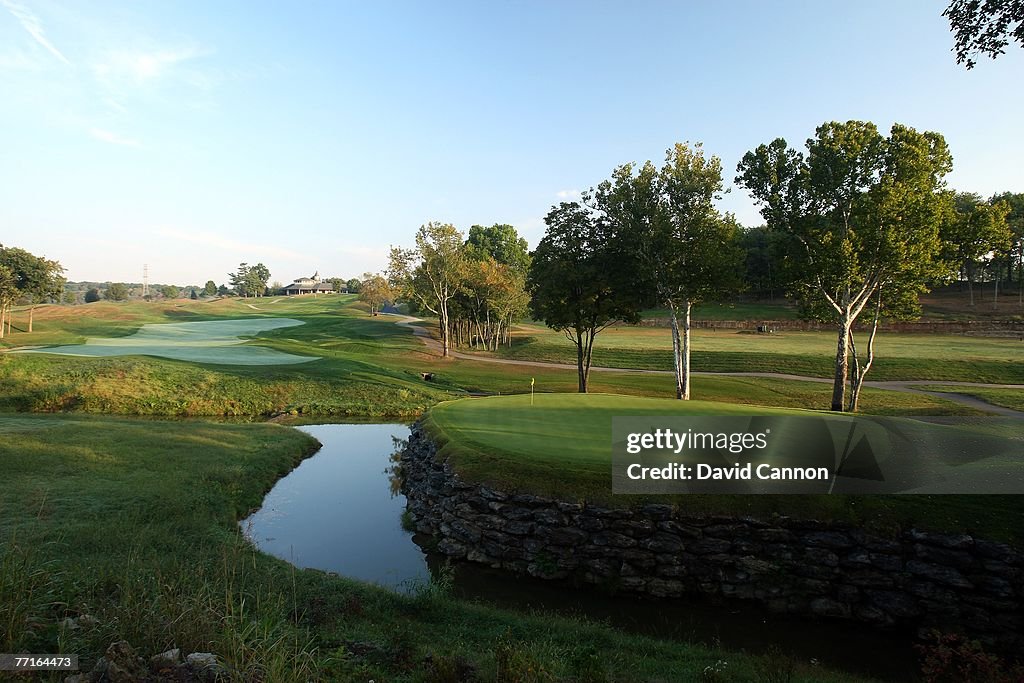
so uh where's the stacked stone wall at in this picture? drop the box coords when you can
[402,424,1023,652]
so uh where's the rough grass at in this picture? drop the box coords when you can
[0,414,872,682]
[423,394,1024,543]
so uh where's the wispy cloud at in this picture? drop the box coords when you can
[1,0,71,65]
[90,127,139,146]
[154,227,309,262]
[555,189,580,200]
[93,46,206,85]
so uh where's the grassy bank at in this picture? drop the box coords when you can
[423,394,1024,543]
[0,414,873,682]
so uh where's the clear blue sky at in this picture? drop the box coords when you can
[1,0,1021,285]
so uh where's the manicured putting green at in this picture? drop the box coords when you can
[424,394,1024,500]
[425,394,810,467]
[18,317,318,366]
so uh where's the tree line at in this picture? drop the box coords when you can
[389,120,1021,413]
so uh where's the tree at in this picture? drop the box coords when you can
[357,272,391,315]
[736,121,954,412]
[944,0,1024,68]
[988,191,1024,305]
[0,246,65,333]
[217,284,230,296]
[62,290,77,305]
[943,193,1012,306]
[595,143,743,400]
[247,263,270,297]
[327,277,345,293]
[453,255,529,350]
[345,278,362,294]
[528,202,643,393]
[0,265,16,339]
[739,225,786,301]
[388,222,468,358]
[190,288,199,300]
[204,280,218,297]
[230,263,251,297]
[466,224,531,274]
[161,284,180,299]
[84,288,101,303]
[105,283,130,301]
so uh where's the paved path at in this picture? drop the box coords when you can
[387,315,1024,417]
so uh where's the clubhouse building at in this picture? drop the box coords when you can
[282,272,337,296]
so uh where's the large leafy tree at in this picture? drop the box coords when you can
[528,202,643,393]
[943,193,1012,306]
[104,283,130,301]
[229,263,270,297]
[595,143,743,400]
[0,246,65,334]
[203,280,218,297]
[450,224,531,351]
[989,191,1024,303]
[465,224,531,275]
[736,121,954,412]
[247,263,270,297]
[357,272,391,315]
[944,0,1024,68]
[388,222,467,358]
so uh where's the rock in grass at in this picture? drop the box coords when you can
[150,647,183,671]
[186,652,225,680]
[98,641,149,683]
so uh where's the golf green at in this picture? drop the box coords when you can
[18,317,318,366]
[424,394,1024,500]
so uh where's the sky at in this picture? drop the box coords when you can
[1,0,1022,285]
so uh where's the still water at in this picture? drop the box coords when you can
[242,423,918,680]
[242,423,427,590]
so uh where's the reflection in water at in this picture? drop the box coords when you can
[242,423,430,591]
[244,423,919,680]
[387,435,406,497]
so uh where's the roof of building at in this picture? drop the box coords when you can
[283,281,334,291]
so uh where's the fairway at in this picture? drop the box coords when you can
[17,317,319,366]
[491,322,1024,383]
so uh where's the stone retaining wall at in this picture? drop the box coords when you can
[401,424,1023,652]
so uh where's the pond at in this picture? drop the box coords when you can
[242,423,919,680]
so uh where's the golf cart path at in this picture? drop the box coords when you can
[388,315,1024,417]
